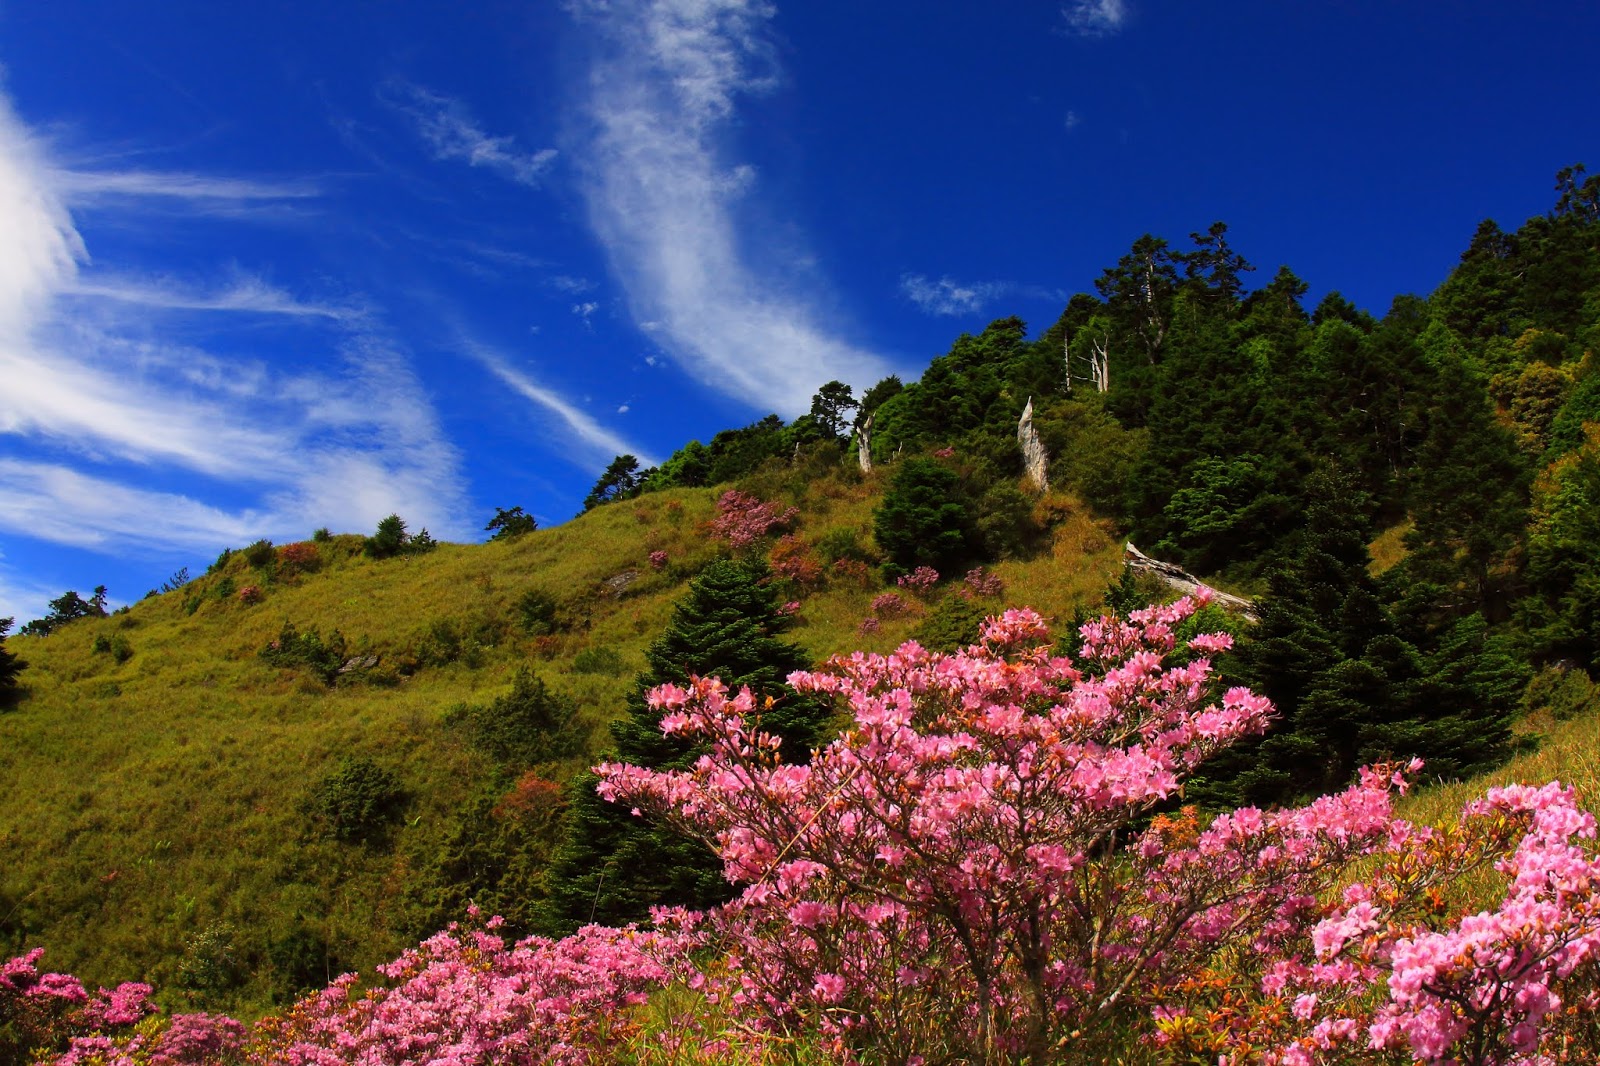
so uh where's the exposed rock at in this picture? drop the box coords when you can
[857,414,873,474]
[1123,542,1258,622]
[1017,397,1049,493]
[602,569,640,597]
[338,654,380,675]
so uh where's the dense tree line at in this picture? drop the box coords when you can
[577,163,1600,810]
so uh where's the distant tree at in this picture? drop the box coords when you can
[583,455,643,511]
[808,380,858,439]
[446,666,582,770]
[0,618,24,708]
[1195,468,1522,809]
[364,515,411,558]
[540,559,828,933]
[873,458,982,578]
[19,586,108,637]
[1403,324,1530,618]
[485,506,538,541]
[856,375,903,427]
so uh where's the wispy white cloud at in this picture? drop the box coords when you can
[65,273,357,319]
[388,83,558,187]
[1063,110,1082,131]
[571,300,599,326]
[548,274,594,293]
[573,0,899,416]
[899,274,1067,317]
[463,338,657,467]
[0,89,471,553]
[899,274,1009,316]
[52,168,320,205]
[1061,0,1127,38]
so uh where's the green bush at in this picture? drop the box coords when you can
[260,621,348,683]
[242,539,277,569]
[572,645,626,676]
[913,595,989,653]
[514,588,565,636]
[177,921,242,1001]
[306,758,405,844]
[91,634,134,664]
[445,667,582,769]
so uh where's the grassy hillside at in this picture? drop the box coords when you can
[0,465,1125,1016]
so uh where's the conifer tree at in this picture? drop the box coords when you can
[539,559,827,933]
[1195,468,1521,808]
[0,617,24,709]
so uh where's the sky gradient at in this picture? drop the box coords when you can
[1,0,1596,622]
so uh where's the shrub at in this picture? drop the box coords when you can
[407,614,501,671]
[913,593,989,651]
[869,591,909,618]
[277,542,320,574]
[485,506,538,540]
[896,566,941,595]
[962,566,1006,599]
[242,539,276,569]
[207,548,234,574]
[572,645,626,677]
[815,526,876,566]
[91,634,133,664]
[18,586,108,637]
[647,550,669,571]
[312,527,332,543]
[600,598,1600,1065]
[365,514,407,557]
[238,585,263,605]
[708,490,798,551]
[830,557,874,589]
[769,534,824,588]
[514,588,565,637]
[260,621,347,683]
[306,757,404,844]
[177,922,242,1001]
[446,667,582,769]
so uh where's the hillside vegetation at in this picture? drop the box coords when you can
[2,165,1600,1062]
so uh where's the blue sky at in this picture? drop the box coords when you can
[1,0,1596,622]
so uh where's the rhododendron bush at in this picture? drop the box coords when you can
[9,595,1600,1065]
[600,595,1600,1065]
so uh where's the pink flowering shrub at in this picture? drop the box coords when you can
[868,591,908,618]
[962,566,1005,599]
[895,566,940,595]
[237,585,263,605]
[648,550,669,571]
[1,950,235,1065]
[599,596,1600,1065]
[709,490,798,551]
[250,913,691,1065]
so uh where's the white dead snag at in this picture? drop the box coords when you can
[1123,542,1258,622]
[857,414,874,474]
[1018,397,1049,493]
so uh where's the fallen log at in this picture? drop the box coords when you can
[1123,542,1259,623]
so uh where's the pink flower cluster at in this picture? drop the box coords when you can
[868,591,908,618]
[2,948,239,1065]
[647,549,669,571]
[895,566,940,594]
[961,566,1005,599]
[708,490,798,551]
[252,913,691,1065]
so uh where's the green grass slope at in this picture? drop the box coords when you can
[0,468,1125,1016]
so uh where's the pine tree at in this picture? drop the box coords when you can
[0,617,24,709]
[1193,468,1521,808]
[539,559,828,933]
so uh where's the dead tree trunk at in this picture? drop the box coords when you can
[1123,542,1257,622]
